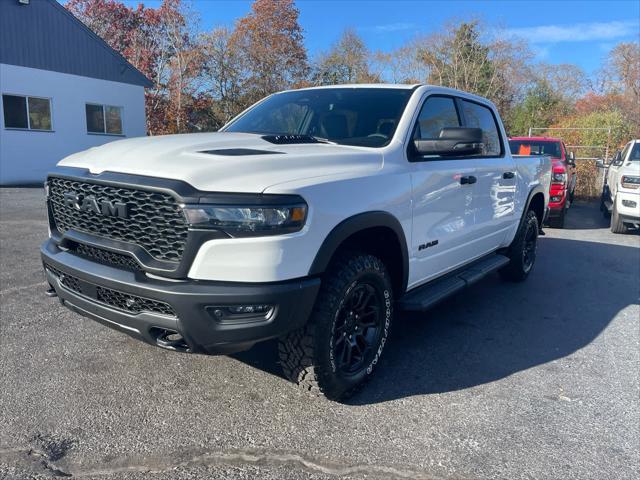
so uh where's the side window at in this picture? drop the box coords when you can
[2,94,52,131]
[413,96,460,140]
[461,100,502,156]
[85,103,123,135]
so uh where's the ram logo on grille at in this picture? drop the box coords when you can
[63,191,128,219]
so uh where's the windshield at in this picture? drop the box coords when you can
[509,140,561,158]
[224,88,414,148]
[628,143,640,161]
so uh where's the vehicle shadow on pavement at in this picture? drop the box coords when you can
[233,236,639,405]
[558,200,639,233]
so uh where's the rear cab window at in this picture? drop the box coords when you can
[508,140,561,158]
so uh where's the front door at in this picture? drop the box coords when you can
[408,95,479,289]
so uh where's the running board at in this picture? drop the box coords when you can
[399,254,510,312]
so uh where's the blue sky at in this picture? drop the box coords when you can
[122,0,639,74]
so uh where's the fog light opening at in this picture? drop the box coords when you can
[207,304,275,324]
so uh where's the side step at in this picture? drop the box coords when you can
[399,254,510,312]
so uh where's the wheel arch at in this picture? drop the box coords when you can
[308,211,409,296]
[524,187,546,228]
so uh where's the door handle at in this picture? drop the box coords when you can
[460,175,477,185]
[503,171,515,179]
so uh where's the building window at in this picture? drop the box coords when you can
[86,103,123,135]
[2,94,52,131]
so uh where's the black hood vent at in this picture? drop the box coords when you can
[262,134,323,145]
[200,148,283,156]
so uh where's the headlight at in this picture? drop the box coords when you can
[621,175,640,189]
[183,203,307,236]
[552,172,566,183]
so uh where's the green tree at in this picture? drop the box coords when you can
[418,20,531,117]
[313,29,378,85]
[550,110,633,198]
[508,80,566,136]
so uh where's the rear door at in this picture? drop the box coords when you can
[407,95,479,288]
[460,99,516,252]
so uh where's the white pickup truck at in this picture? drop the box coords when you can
[599,139,640,233]
[42,85,551,399]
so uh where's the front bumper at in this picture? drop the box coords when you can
[548,189,567,215]
[616,191,640,222]
[41,239,320,354]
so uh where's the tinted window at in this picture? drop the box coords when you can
[413,96,460,140]
[3,95,52,130]
[627,143,640,161]
[86,104,122,135]
[105,106,123,134]
[508,140,561,158]
[2,95,28,129]
[225,88,413,148]
[461,100,502,156]
[86,104,104,133]
[28,97,52,130]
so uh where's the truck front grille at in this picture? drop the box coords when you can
[47,177,188,263]
[68,242,142,272]
[45,264,176,317]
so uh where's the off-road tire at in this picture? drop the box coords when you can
[500,209,539,282]
[278,252,394,400]
[610,202,627,234]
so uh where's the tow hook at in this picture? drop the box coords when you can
[45,284,58,298]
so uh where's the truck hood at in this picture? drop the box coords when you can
[58,132,383,193]
[620,161,640,175]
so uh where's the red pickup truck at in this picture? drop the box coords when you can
[509,137,577,228]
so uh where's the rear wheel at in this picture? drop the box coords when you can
[278,252,393,400]
[500,210,539,282]
[610,201,628,234]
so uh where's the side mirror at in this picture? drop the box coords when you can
[414,127,483,157]
[568,151,576,164]
[595,158,605,168]
[613,151,622,164]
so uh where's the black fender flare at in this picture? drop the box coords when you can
[520,185,546,230]
[308,211,409,293]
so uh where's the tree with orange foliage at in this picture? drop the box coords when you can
[231,0,309,105]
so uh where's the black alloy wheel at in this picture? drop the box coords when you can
[332,281,385,376]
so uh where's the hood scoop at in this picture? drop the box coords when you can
[200,148,283,156]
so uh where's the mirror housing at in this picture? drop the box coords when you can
[568,151,576,164]
[612,151,623,166]
[413,127,483,157]
[595,158,605,168]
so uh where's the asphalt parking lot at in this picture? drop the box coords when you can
[1,188,638,480]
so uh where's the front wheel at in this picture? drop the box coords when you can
[610,201,628,234]
[500,210,539,282]
[278,252,394,400]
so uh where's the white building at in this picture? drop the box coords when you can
[0,0,152,185]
